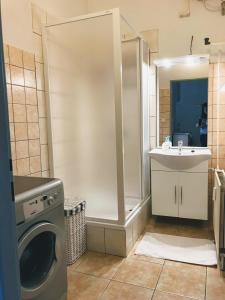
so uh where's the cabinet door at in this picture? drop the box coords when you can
[152,171,178,217]
[178,172,208,220]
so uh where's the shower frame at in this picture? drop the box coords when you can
[42,8,150,226]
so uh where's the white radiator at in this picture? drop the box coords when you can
[213,170,225,270]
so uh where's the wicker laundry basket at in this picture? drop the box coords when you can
[64,198,86,265]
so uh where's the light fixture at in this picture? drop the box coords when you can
[185,55,196,65]
[154,54,209,68]
[162,59,172,68]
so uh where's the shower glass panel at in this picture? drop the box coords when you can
[122,39,142,216]
[120,17,150,218]
[44,13,119,221]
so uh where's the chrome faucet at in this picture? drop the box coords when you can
[178,140,183,155]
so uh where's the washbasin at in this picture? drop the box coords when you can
[149,147,211,170]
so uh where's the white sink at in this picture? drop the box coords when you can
[149,147,211,170]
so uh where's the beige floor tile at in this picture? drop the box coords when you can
[179,224,209,239]
[153,291,193,300]
[67,254,88,274]
[113,258,162,289]
[206,267,225,300]
[67,271,109,300]
[145,217,182,236]
[76,251,124,279]
[101,281,154,300]
[157,261,206,299]
[129,253,164,265]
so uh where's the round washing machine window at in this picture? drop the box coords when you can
[20,231,56,288]
[18,222,64,298]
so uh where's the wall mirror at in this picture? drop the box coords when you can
[155,55,209,147]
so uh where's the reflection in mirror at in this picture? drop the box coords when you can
[155,55,209,147]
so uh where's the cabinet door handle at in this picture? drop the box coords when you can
[181,186,183,204]
[174,186,177,204]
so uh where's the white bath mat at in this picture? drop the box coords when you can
[135,232,217,266]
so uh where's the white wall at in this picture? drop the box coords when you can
[87,0,225,58]
[32,0,88,18]
[2,0,33,52]
[1,0,88,52]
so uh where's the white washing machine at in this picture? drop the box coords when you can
[14,176,67,300]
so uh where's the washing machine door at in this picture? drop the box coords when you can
[18,222,64,299]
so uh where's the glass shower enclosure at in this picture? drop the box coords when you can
[43,9,150,225]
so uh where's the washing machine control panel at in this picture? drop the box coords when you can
[23,190,60,220]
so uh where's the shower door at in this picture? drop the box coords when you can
[44,10,124,223]
[122,37,150,217]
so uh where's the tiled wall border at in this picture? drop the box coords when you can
[4,43,50,177]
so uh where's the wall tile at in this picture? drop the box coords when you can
[12,85,25,104]
[10,65,24,86]
[26,105,38,122]
[5,64,11,84]
[29,139,40,157]
[14,123,28,141]
[24,69,36,88]
[41,144,49,171]
[209,64,214,77]
[9,46,23,67]
[37,90,46,117]
[42,170,50,177]
[35,62,45,90]
[8,104,13,122]
[16,141,29,159]
[30,156,41,173]
[87,225,105,253]
[12,160,17,175]
[208,105,212,118]
[33,33,43,63]
[31,172,42,177]
[25,87,37,105]
[6,84,12,103]
[13,104,27,122]
[208,91,213,105]
[105,229,126,256]
[213,104,225,119]
[23,51,35,71]
[17,158,30,175]
[213,76,225,91]
[39,118,48,144]
[4,44,9,64]
[9,123,15,141]
[10,142,16,160]
[208,77,213,92]
[5,43,49,179]
[28,123,40,139]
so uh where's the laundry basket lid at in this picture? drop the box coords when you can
[64,198,86,216]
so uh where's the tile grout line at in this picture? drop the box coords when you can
[151,258,165,299]
[110,277,155,291]
[205,267,208,300]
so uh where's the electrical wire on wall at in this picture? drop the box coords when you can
[190,35,194,54]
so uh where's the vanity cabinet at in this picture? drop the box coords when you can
[151,169,208,220]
